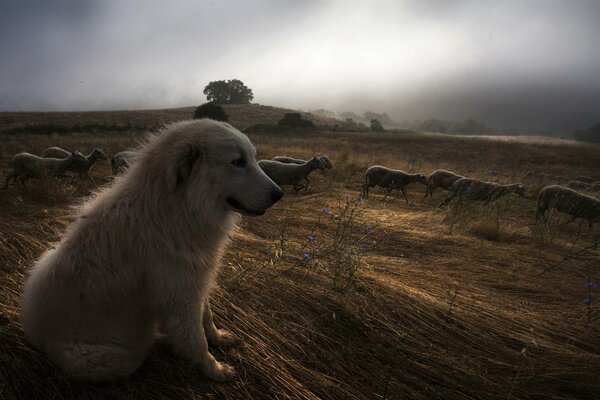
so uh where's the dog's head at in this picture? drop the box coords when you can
[157,119,283,217]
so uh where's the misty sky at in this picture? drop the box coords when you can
[1,0,599,134]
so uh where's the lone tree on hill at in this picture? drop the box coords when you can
[370,119,384,132]
[203,79,254,104]
[193,102,228,122]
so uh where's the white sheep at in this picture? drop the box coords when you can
[42,146,107,183]
[258,156,325,193]
[111,150,136,175]
[424,169,465,199]
[4,151,89,188]
[438,177,527,208]
[537,185,600,227]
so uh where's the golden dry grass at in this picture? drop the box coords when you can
[1,105,599,399]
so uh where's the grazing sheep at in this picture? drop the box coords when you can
[438,177,527,208]
[536,185,600,227]
[574,176,594,183]
[4,152,88,188]
[362,165,427,203]
[21,119,284,383]
[259,156,325,193]
[424,169,465,199]
[43,147,107,183]
[272,155,333,169]
[111,150,136,175]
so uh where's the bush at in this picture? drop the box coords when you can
[278,113,315,129]
[370,119,384,132]
[193,102,228,122]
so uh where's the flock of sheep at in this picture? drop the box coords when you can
[3,144,600,228]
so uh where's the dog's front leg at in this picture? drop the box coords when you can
[161,299,236,382]
[203,298,239,347]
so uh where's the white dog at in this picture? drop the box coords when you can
[21,119,284,382]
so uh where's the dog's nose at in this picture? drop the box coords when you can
[271,187,284,203]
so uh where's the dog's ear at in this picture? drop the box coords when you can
[167,145,202,192]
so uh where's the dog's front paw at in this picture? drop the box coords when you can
[202,357,236,382]
[209,329,240,348]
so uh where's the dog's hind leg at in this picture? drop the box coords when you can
[48,342,146,382]
[203,299,239,347]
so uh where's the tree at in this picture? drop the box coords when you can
[370,119,384,132]
[278,113,315,129]
[193,102,228,122]
[203,79,253,104]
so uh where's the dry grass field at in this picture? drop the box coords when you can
[1,105,599,399]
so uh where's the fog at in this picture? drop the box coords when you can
[1,0,599,135]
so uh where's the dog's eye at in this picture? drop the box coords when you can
[231,158,246,168]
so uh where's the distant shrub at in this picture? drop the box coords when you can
[278,113,315,129]
[370,119,384,132]
[193,102,228,122]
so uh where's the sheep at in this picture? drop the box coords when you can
[4,151,89,188]
[362,165,428,203]
[269,155,332,190]
[438,177,527,208]
[258,156,325,193]
[424,169,465,199]
[272,155,333,169]
[42,146,107,183]
[111,150,136,175]
[536,185,600,227]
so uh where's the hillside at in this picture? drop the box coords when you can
[0,103,341,133]
[1,105,599,400]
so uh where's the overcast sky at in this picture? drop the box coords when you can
[1,0,599,134]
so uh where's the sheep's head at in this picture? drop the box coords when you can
[91,149,108,161]
[514,184,527,197]
[310,156,326,170]
[319,155,333,169]
[70,151,89,168]
[417,174,428,185]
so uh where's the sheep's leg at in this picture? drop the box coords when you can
[381,187,393,201]
[302,177,309,191]
[401,187,409,204]
[18,174,28,189]
[438,193,452,208]
[86,172,96,185]
[161,298,236,382]
[3,173,13,189]
[203,299,238,347]
[361,184,369,198]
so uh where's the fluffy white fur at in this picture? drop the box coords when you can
[21,119,283,382]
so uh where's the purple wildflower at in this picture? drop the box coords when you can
[587,281,598,290]
[583,297,591,305]
[303,252,311,261]
[322,207,329,214]
[357,195,363,202]
[307,234,315,242]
